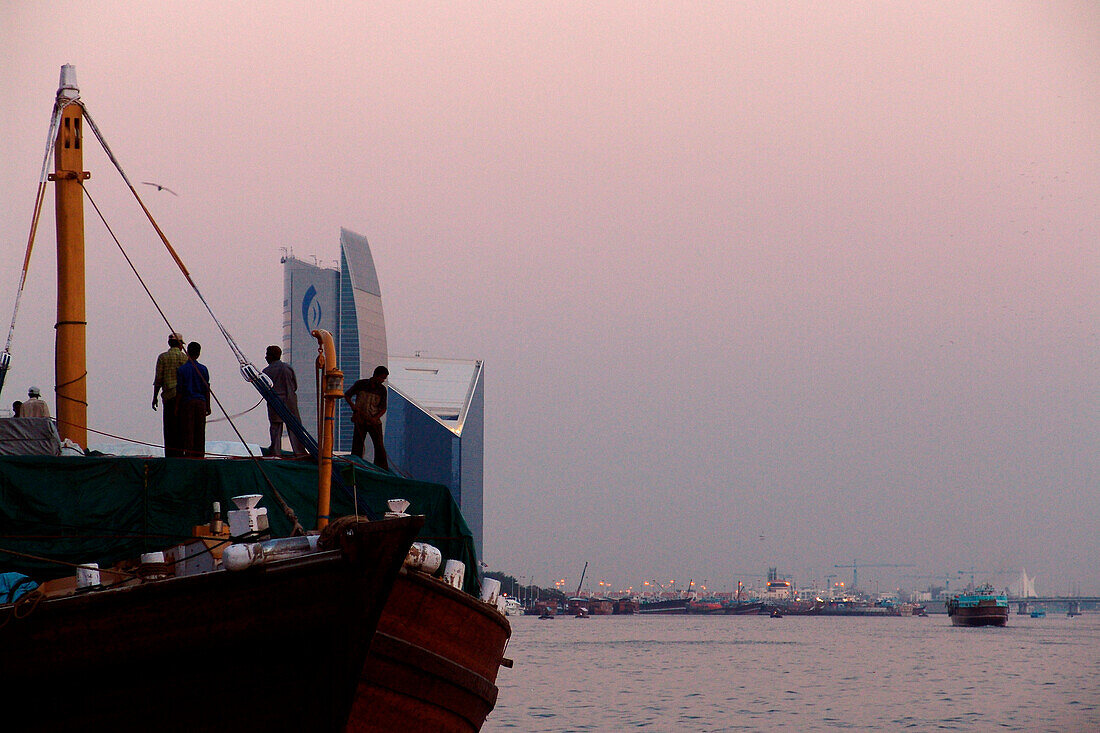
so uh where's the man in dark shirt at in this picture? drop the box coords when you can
[261,345,306,457]
[176,342,210,458]
[343,365,389,470]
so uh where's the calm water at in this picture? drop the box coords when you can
[486,613,1100,732]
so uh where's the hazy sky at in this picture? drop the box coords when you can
[2,2,1097,595]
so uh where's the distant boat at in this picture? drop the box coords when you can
[687,598,724,614]
[638,596,692,614]
[946,585,1009,627]
[723,601,764,615]
[1030,609,1046,618]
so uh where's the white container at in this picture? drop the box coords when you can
[442,559,465,589]
[480,577,502,605]
[404,542,442,574]
[140,551,165,564]
[496,596,508,614]
[385,498,411,517]
[76,563,100,589]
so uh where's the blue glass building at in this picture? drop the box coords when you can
[385,357,485,558]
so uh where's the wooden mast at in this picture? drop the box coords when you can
[50,65,88,448]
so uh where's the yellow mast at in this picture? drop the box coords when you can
[312,328,344,530]
[49,66,88,448]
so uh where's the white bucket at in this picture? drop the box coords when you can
[442,559,465,589]
[141,551,165,564]
[76,563,100,588]
[480,577,502,605]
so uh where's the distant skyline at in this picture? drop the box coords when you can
[1,2,1096,594]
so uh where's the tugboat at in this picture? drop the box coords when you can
[946,584,1009,627]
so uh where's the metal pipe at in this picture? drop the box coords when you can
[311,329,343,530]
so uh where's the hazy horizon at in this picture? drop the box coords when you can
[1,2,1096,595]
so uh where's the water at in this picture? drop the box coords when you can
[487,613,1100,731]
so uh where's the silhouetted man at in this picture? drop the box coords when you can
[343,365,389,470]
[262,345,306,457]
[152,332,187,456]
[176,342,210,458]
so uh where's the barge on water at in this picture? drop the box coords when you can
[946,585,1009,627]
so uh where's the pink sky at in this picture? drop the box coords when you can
[1,2,1097,593]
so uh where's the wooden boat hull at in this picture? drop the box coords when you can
[349,569,512,732]
[0,515,422,732]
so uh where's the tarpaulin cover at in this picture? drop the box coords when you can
[0,418,61,456]
[0,454,480,594]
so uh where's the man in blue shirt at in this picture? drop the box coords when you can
[176,341,210,458]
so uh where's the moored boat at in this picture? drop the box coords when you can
[722,601,764,615]
[946,585,1009,627]
[687,598,724,614]
[0,65,511,731]
[638,596,691,614]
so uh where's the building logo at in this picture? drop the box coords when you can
[301,285,323,332]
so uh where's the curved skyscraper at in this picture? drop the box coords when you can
[282,227,387,454]
[336,228,388,453]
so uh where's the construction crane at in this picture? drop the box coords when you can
[900,572,955,594]
[574,562,589,596]
[957,568,1011,590]
[833,560,915,590]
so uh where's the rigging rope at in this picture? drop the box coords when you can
[0,102,70,400]
[5,95,331,535]
[80,104,250,367]
[81,183,177,334]
[73,101,308,535]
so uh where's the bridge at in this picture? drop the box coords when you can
[1011,597,1100,616]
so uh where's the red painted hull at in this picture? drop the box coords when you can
[349,570,512,732]
[949,606,1009,627]
[0,515,423,732]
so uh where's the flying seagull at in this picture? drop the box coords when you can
[141,181,179,196]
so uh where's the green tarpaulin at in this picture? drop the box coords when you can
[0,455,480,594]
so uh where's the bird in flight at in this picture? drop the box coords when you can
[141,181,179,196]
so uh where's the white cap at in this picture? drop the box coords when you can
[57,65,80,101]
[28,386,40,397]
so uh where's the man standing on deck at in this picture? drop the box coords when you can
[343,365,389,470]
[21,387,49,418]
[261,345,306,458]
[152,332,187,457]
[176,342,210,458]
